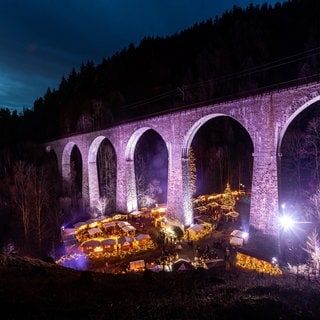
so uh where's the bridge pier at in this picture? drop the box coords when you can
[249,152,279,235]
[165,142,194,226]
[124,159,138,212]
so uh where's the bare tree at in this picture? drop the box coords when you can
[95,197,108,217]
[97,140,116,214]
[306,186,320,222]
[12,161,33,243]
[135,151,147,209]
[139,179,162,208]
[304,229,320,274]
[30,166,50,254]
[306,117,320,187]
[11,161,59,256]
[136,173,146,209]
[146,179,162,202]
[69,146,83,216]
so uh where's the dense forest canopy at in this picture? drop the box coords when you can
[0,0,319,144]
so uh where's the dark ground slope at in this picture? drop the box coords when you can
[1,254,320,319]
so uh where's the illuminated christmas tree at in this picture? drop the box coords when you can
[222,183,235,209]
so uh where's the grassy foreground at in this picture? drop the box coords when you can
[0,254,320,319]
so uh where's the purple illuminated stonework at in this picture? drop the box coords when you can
[46,82,320,236]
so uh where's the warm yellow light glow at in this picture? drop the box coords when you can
[235,252,282,275]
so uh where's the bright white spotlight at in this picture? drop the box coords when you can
[279,214,294,231]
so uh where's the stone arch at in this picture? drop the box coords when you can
[62,141,77,185]
[88,136,117,214]
[181,113,254,226]
[182,113,253,157]
[277,94,320,216]
[88,136,106,211]
[61,142,83,218]
[126,127,169,159]
[125,127,168,212]
[277,95,320,155]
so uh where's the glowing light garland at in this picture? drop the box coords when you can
[235,252,282,275]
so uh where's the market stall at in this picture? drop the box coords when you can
[229,229,249,247]
[88,227,103,238]
[185,224,207,240]
[101,238,117,253]
[129,260,145,272]
[81,239,102,254]
[135,233,151,245]
[224,211,239,222]
[118,236,134,251]
[121,225,136,237]
[128,211,143,219]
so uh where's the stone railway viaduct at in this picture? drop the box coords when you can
[46,81,320,236]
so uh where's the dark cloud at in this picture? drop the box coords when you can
[0,0,284,112]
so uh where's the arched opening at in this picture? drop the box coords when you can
[192,116,253,195]
[134,129,168,209]
[97,139,117,215]
[279,99,320,264]
[184,114,253,230]
[62,143,83,220]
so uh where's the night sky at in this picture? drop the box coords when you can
[0,0,285,113]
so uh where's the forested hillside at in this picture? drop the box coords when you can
[0,0,319,144]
